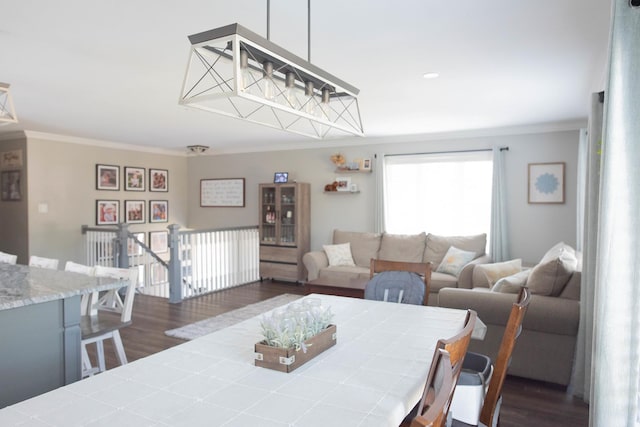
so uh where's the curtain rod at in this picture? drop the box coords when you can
[380,146,509,158]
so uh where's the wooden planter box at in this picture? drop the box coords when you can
[254,324,337,373]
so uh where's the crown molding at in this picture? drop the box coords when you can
[21,130,187,157]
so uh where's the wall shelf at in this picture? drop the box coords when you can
[324,191,360,194]
[334,168,372,174]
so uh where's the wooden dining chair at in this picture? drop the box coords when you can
[29,255,59,270]
[449,288,531,427]
[410,349,455,427]
[411,310,477,427]
[81,266,138,378]
[0,250,18,264]
[367,259,432,305]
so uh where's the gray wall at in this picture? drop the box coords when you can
[186,129,580,264]
[26,137,188,264]
[0,135,29,263]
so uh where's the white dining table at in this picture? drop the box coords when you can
[0,294,484,427]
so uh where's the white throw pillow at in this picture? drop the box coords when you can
[475,259,522,286]
[492,270,530,293]
[323,243,356,267]
[436,246,476,276]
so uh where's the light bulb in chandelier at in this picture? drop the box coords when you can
[262,61,276,101]
[317,87,330,120]
[304,81,317,116]
[281,72,300,109]
[238,49,254,93]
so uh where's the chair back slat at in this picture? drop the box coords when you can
[411,349,455,427]
[29,255,59,270]
[415,309,476,424]
[479,287,531,426]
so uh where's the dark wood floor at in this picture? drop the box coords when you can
[96,281,589,427]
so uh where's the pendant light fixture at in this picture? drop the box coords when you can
[0,83,18,126]
[179,1,363,139]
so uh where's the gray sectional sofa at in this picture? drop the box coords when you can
[438,242,581,386]
[302,230,491,304]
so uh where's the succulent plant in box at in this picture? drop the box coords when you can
[260,299,334,353]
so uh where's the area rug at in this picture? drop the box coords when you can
[164,293,302,340]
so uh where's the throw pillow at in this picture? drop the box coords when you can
[323,243,356,267]
[527,242,578,296]
[436,246,476,276]
[424,233,486,265]
[475,259,522,287]
[492,270,530,293]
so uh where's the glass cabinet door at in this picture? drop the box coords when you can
[261,185,277,243]
[279,185,296,246]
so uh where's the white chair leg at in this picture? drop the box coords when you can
[96,340,106,373]
[112,331,128,365]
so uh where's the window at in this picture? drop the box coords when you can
[383,151,493,238]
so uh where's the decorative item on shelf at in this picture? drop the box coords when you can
[255,298,336,373]
[330,153,346,167]
[324,181,339,192]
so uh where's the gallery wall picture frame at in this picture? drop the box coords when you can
[149,230,169,254]
[128,232,145,256]
[200,178,245,207]
[361,158,372,171]
[528,162,565,204]
[149,200,168,223]
[124,200,145,224]
[96,199,120,225]
[96,164,120,191]
[1,170,22,201]
[149,168,169,192]
[124,166,146,191]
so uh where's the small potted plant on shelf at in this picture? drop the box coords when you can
[254,298,336,372]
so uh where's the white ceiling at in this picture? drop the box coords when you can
[0,0,611,154]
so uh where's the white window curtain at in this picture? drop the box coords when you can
[576,128,589,252]
[572,94,603,404]
[374,153,385,233]
[383,150,493,237]
[588,1,640,425]
[489,146,509,262]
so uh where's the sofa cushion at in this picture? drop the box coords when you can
[491,270,530,293]
[333,230,381,267]
[474,259,522,287]
[430,271,459,293]
[318,265,370,281]
[323,243,355,267]
[436,246,476,276]
[527,242,578,296]
[424,233,487,265]
[377,232,426,263]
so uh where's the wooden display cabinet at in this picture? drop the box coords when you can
[259,182,310,282]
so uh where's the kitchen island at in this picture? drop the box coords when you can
[0,263,122,408]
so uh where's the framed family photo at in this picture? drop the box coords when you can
[149,230,169,253]
[125,166,145,191]
[96,164,119,190]
[528,162,565,204]
[149,168,168,192]
[96,200,119,225]
[335,176,352,192]
[149,200,168,223]
[125,200,145,224]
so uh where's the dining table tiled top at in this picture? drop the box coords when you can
[0,294,485,427]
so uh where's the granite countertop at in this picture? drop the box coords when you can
[0,263,121,310]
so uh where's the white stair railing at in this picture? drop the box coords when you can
[174,226,260,300]
[82,224,260,302]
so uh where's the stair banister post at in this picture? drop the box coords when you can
[167,223,182,303]
[117,223,130,268]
